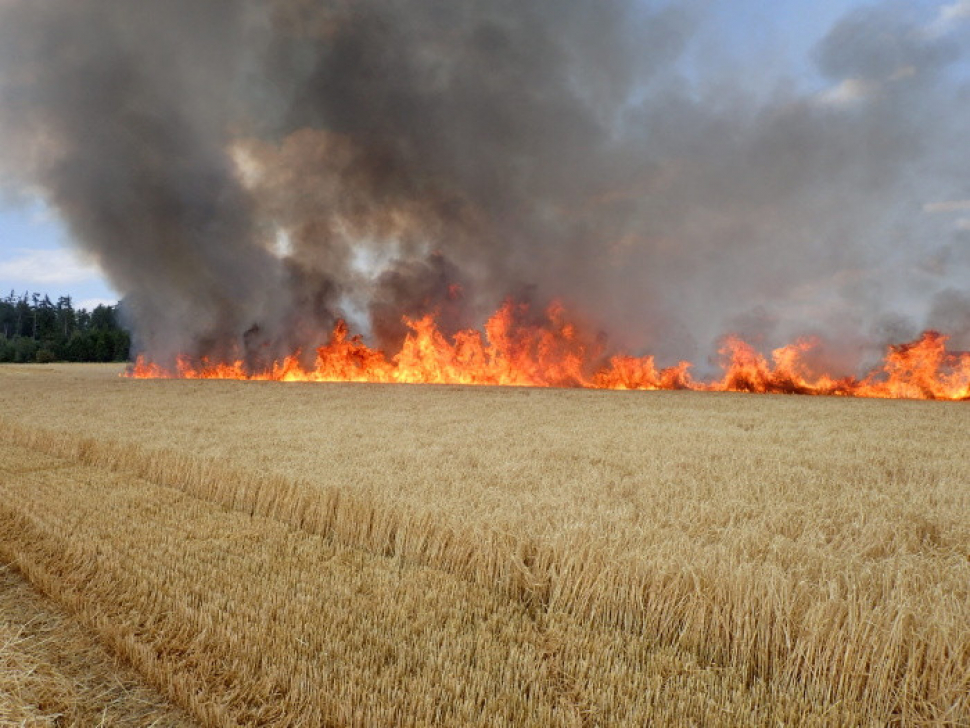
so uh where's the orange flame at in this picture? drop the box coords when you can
[128,301,970,400]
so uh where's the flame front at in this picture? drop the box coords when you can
[128,301,970,400]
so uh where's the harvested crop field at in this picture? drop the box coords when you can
[0,562,192,727]
[1,363,968,726]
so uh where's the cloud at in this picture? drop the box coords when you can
[817,77,876,106]
[957,218,970,231]
[923,200,970,213]
[0,247,102,284]
[926,0,970,36]
[817,66,917,107]
[76,296,117,310]
[940,0,970,22]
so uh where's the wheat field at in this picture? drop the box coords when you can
[0,363,968,726]
[0,562,193,727]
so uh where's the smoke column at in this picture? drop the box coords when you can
[1,0,968,371]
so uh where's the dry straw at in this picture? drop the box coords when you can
[0,563,190,726]
[1,441,869,726]
[0,364,968,724]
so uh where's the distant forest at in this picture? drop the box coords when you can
[0,292,130,363]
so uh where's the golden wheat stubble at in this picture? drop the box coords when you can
[0,363,968,724]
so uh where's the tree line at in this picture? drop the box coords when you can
[0,291,130,363]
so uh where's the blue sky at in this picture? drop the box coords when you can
[0,197,118,309]
[0,0,967,311]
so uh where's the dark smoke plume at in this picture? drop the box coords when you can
[1,0,968,370]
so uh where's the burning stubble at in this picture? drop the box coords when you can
[1,0,969,378]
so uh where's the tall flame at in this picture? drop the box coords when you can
[128,301,970,400]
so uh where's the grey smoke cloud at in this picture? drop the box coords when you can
[0,0,968,370]
[0,1,281,361]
